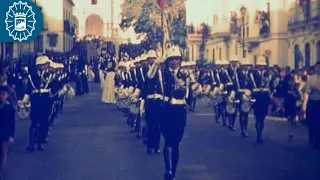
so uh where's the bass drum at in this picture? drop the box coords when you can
[217,95,224,104]
[210,96,218,107]
[130,102,140,114]
[16,102,31,120]
[226,103,236,114]
[241,100,252,113]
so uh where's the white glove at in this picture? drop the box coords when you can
[154,55,166,64]
[22,94,30,103]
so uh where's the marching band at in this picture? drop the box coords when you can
[114,42,284,179]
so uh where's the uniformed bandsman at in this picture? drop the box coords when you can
[238,58,255,137]
[214,60,228,125]
[251,56,273,144]
[148,45,196,180]
[23,56,60,151]
[143,50,162,154]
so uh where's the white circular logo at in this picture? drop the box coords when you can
[5,1,36,42]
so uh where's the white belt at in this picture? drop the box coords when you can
[253,88,269,92]
[32,89,50,94]
[170,98,185,105]
[147,94,169,101]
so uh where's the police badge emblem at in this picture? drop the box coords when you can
[5,1,36,42]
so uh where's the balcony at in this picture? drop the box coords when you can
[287,1,320,31]
[211,32,231,41]
[63,19,73,35]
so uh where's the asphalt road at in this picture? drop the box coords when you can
[5,83,320,180]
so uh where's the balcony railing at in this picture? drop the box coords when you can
[287,1,320,30]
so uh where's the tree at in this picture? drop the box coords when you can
[198,23,210,59]
[120,0,187,51]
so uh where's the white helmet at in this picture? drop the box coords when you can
[166,46,181,59]
[36,56,50,65]
[241,58,251,66]
[256,56,267,66]
[147,50,157,59]
[229,55,239,62]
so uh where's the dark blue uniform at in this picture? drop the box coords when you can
[25,70,59,151]
[161,66,188,179]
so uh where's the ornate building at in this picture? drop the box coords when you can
[12,0,75,57]
[203,1,289,67]
[187,33,202,61]
[73,0,116,38]
[287,0,320,69]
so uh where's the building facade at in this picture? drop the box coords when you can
[73,0,115,38]
[287,0,320,69]
[202,2,289,67]
[187,34,202,61]
[11,0,75,58]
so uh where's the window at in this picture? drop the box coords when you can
[34,35,43,52]
[305,43,311,67]
[235,43,237,55]
[212,48,215,60]
[206,49,209,59]
[191,45,194,61]
[219,47,221,60]
[317,41,320,62]
[294,45,300,69]
[246,26,249,37]
[254,55,257,65]
[92,0,97,5]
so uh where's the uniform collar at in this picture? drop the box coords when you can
[169,67,179,74]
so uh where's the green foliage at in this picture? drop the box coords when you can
[120,0,187,51]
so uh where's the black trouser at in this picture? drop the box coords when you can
[306,99,320,147]
[254,113,266,141]
[227,112,237,128]
[253,92,270,141]
[161,104,186,178]
[145,99,162,150]
[239,111,249,133]
[215,102,226,124]
[29,106,50,146]
[81,75,89,94]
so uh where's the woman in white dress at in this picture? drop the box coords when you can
[101,57,116,104]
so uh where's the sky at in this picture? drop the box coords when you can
[73,0,297,40]
[186,0,297,26]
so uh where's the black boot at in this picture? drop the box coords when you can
[37,144,44,151]
[163,147,173,180]
[26,128,36,152]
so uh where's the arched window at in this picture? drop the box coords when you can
[305,43,311,67]
[219,47,222,60]
[191,45,194,61]
[317,41,320,62]
[212,48,215,60]
[206,49,209,59]
[294,45,300,69]
[235,43,237,55]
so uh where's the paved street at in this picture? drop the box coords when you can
[5,83,320,180]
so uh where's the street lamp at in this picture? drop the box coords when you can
[240,6,247,58]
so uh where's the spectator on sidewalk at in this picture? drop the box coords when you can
[304,61,320,149]
[0,74,17,105]
[0,86,16,175]
[283,72,301,139]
